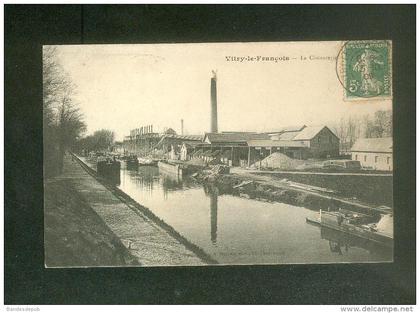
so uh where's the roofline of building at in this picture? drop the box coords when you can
[293,125,339,141]
[350,150,392,154]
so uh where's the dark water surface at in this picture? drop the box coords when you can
[116,166,392,265]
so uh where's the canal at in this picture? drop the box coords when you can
[115,165,392,265]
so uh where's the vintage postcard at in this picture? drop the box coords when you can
[43,41,393,267]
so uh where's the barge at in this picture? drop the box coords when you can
[96,157,121,184]
[306,208,393,248]
[158,161,184,177]
[120,155,139,169]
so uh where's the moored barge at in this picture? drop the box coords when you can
[306,208,393,248]
[120,155,139,169]
[97,157,121,178]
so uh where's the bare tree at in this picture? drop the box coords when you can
[332,116,362,152]
[43,46,86,176]
[43,46,68,128]
[56,95,86,172]
[363,110,392,138]
[347,116,361,149]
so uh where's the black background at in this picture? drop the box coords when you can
[5,5,416,304]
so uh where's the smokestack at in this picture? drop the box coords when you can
[210,70,218,133]
[181,119,184,135]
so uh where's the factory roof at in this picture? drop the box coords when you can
[247,139,307,148]
[161,134,203,141]
[351,137,392,153]
[204,132,270,145]
[277,131,301,140]
[182,141,202,149]
[265,125,307,134]
[265,125,338,141]
[293,126,329,140]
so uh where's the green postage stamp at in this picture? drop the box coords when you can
[343,40,392,100]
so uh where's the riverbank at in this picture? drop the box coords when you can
[251,170,392,207]
[46,153,211,266]
[192,166,390,215]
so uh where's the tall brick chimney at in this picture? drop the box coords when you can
[210,71,218,133]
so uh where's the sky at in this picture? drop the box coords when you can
[52,42,392,141]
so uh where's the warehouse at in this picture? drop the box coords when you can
[200,132,269,166]
[351,137,393,171]
[264,125,340,159]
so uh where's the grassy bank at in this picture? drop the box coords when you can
[44,179,139,267]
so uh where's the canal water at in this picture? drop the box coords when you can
[115,165,392,265]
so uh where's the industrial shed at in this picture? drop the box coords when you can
[264,125,340,159]
[351,137,393,171]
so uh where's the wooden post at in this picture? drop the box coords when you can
[248,146,251,167]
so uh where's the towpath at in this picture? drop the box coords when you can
[57,153,205,266]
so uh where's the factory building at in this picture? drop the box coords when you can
[122,124,161,155]
[158,134,203,160]
[122,73,340,166]
[199,132,270,166]
[190,126,340,167]
[123,124,202,158]
[263,125,340,159]
[350,137,392,171]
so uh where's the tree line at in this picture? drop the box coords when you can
[43,47,118,177]
[332,110,392,152]
[76,129,115,153]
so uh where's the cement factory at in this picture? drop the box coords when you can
[121,71,343,168]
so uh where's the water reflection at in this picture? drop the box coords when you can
[127,167,221,244]
[124,166,159,193]
[204,186,219,245]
